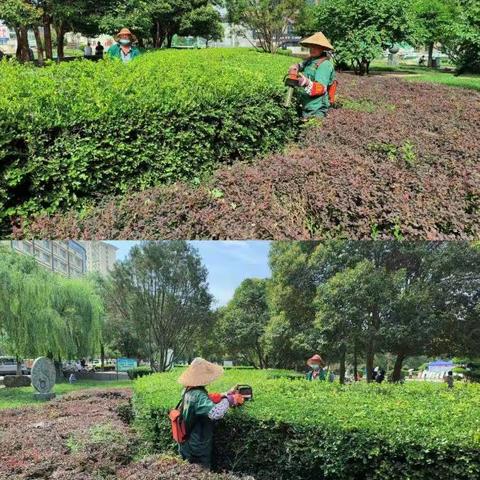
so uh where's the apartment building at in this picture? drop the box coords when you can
[3,240,87,277]
[78,241,117,275]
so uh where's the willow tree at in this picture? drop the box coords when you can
[0,247,104,377]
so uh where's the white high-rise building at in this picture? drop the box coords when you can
[1,240,87,277]
[78,241,117,275]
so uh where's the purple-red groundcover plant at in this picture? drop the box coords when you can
[15,74,480,240]
[0,388,248,480]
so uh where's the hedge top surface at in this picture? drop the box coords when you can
[0,48,293,126]
[133,369,480,449]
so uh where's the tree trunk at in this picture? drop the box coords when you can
[15,27,30,62]
[366,339,375,383]
[43,14,53,60]
[16,355,22,376]
[100,343,105,371]
[33,26,44,65]
[56,23,66,59]
[167,32,175,48]
[391,353,405,383]
[55,357,65,383]
[339,346,346,385]
[353,343,358,381]
[427,42,434,68]
[155,20,161,48]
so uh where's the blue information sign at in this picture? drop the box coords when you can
[116,358,137,372]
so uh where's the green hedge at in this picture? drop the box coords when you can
[133,369,480,480]
[0,49,296,230]
[127,366,154,380]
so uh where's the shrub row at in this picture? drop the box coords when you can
[127,366,154,380]
[132,369,480,480]
[0,49,296,233]
[23,74,480,239]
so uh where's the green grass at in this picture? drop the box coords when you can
[370,60,480,91]
[0,379,132,409]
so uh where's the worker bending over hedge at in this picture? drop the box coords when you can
[170,358,244,469]
[288,32,337,119]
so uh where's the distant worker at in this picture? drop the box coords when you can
[306,354,326,381]
[444,370,454,389]
[84,42,92,57]
[95,41,104,58]
[375,369,385,384]
[173,358,244,469]
[418,55,426,66]
[328,370,335,383]
[287,32,337,119]
[0,49,4,61]
[108,28,140,63]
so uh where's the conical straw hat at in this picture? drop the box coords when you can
[307,354,325,366]
[115,27,138,43]
[178,358,224,387]
[300,32,334,50]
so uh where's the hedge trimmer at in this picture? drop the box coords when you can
[284,71,300,107]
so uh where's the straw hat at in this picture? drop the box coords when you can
[178,358,224,387]
[307,354,324,367]
[300,32,334,51]
[115,28,137,43]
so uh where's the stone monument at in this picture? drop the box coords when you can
[31,357,56,401]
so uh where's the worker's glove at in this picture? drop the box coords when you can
[298,75,311,88]
[226,393,245,407]
[288,64,300,75]
[208,392,223,404]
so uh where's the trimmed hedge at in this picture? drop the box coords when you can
[127,366,154,380]
[133,369,480,480]
[24,75,480,240]
[0,49,296,232]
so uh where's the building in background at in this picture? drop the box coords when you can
[2,240,87,277]
[78,241,117,275]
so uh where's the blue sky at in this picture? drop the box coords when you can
[105,241,272,307]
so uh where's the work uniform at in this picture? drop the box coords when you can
[179,387,229,469]
[297,56,336,118]
[108,43,140,63]
[306,368,327,381]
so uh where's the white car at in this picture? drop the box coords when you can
[0,357,28,375]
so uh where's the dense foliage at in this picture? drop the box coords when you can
[133,369,480,480]
[105,241,212,371]
[204,242,480,381]
[0,49,296,234]
[304,0,413,74]
[26,74,480,239]
[0,247,103,366]
[127,366,154,380]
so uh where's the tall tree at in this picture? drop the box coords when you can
[225,0,305,53]
[304,0,414,75]
[219,278,270,368]
[0,247,103,377]
[106,241,212,371]
[411,0,459,67]
[265,241,320,369]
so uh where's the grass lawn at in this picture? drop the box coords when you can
[0,379,133,410]
[370,60,480,91]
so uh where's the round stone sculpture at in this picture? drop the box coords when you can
[31,357,56,401]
